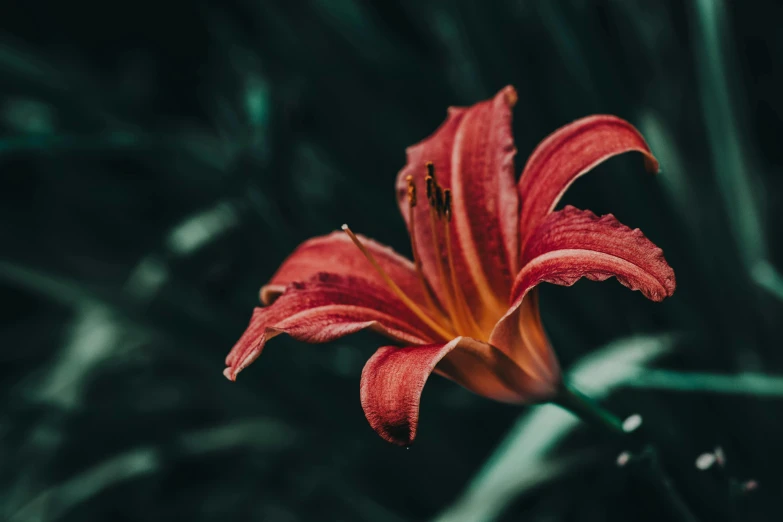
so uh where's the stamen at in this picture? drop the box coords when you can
[426,161,435,180]
[442,190,483,338]
[342,224,453,340]
[423,162,463,332]
[425,176,435,207]
[435,186,445,218]
[406,175,417,208]
[407,176,448,320]
[425,162,446,218]
[443,188,452,222]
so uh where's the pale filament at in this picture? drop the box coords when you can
[341,225,454,340]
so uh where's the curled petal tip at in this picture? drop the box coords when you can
[223,367,237,381]
[259,284,286,306]
[383,427,416,447]
[518,114,661,233]
[659,274,676,301]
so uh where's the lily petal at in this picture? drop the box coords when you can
[490,206,675,363]
[482,288,561,395]
[396,86,519,330]
[518,206,676,300]
[518,115,659,240]
[260,231,429,307]
[361,336,547,445]
[225,273,439,381]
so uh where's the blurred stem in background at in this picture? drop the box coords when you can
[692,0,765,272]
[621,369,783,396]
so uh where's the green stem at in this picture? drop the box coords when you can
[553,382,626,436]
[553,382,700,522]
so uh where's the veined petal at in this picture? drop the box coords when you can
[518,115,659,240]
[260,231,429,307]
[361,336,549,446]
[436,332,558,404]
[482,288,561,395]
[224,273,439,381]
[518,206,676,300]
[361,341,456,446]
[396,86,519,331]
[450,87,520,315]
[490,206,675,360]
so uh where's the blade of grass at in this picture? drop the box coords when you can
[691,0,765,271]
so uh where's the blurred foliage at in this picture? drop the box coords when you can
[2,0,783,521]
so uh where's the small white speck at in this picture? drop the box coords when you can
[616,451,631,467]
[622,414,643,433]
[695,453,716,470]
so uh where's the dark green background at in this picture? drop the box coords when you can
[2,1,783,520]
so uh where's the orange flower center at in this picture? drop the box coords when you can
[343,163,485,342]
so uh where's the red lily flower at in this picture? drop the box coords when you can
[224,86,675,446]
